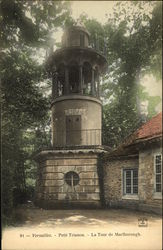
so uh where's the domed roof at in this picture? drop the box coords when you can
[61,25,90,48]
[64,25,90,36]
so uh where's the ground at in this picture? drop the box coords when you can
[2,203,162,250]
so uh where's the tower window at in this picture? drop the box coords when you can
[69,65,79,93]
[65,171,80,187]
[80,34,85,47]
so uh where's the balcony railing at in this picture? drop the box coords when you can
[22,129,103,156]
[53,129,101,147]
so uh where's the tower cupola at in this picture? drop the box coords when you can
[61,26,90,48]
[46,25,107,99]
[45,25,107,147]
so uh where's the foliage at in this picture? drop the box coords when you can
[0,0,71,223]
[0,0,71,47]
[78,1,162,147]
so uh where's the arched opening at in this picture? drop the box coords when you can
[69,62,79,93]
[80,33,85,47]
[83,62,92,95]
[94,66,99,97]
[57,63,65,96]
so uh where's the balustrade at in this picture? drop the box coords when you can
[52,64,100,98]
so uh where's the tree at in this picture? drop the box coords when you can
[78,1,162,147]
[0,0,72,223]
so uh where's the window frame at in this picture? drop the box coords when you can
[123,168,138,198]
[64,171,80,187]
[154,153,162,194]
[80,33,85,47]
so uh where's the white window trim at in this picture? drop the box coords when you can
[122,195,139,200]
[153,153,162,199]
[122,168,139,200]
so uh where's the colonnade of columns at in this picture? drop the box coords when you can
[52,64,100,98]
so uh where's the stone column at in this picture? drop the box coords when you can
[52,70,58,99]
[97,73,100,98]
[91,68,95,96]
[65,66,69,94]
[79,65,83,94]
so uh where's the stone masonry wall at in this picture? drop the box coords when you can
[103,157,139,209]
[103,146,162,214]
[139,147,162,213]
[35,151,100,208]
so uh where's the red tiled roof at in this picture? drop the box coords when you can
[136,112,162,140]
[108,113,162,157]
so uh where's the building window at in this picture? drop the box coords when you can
[65,171,80,187]
[154,154,162,193]
[80,34,85,47]
[123,169,138,195]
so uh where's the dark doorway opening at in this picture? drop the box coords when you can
[66,115,81,145]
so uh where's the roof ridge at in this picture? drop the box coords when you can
[110,112,162,156]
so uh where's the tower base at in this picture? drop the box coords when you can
[34,148,105,209]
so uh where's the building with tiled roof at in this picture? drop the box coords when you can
[106,112,162,157]
[137,112,162,140]
[102,113,162,214]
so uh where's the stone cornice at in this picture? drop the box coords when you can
[34,146,109,162]
[51,94,102,106]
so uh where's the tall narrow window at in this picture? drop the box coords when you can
[154,154,162,193]
[66,115,81,145]
[83,62,92,95]
[69,64,79,93]
[123,169,138,195]
[80,34,85,47]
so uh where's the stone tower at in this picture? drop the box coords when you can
[35,26,107,208]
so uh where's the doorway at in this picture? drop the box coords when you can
[66,115,81,145]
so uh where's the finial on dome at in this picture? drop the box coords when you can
[76,19,84,27]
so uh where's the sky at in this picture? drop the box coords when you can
[71,1,116,23]
[52,1,161,113]
[71,1,162,112]
[54,1,118,42]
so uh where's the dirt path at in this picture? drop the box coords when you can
[2,204,162,250]
[10,203,161,227]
